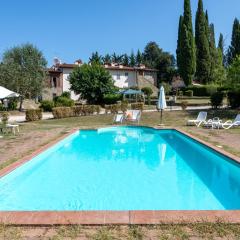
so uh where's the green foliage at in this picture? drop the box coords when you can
[54,97,74,107]
[122,54,129,66]
[8,99,18,111]
[103,94,122,104]
[218,33,224,60]
[40,100,55,112]
[89,51,102,64]
[176,0,196,86]
[52,107,73,119]
[185,90,193,97]
[185,85,218,96]
[227,18,240,65]
[69,63,115,104]
[25,109,42,121]
[102,54,111,64]
[0,43,47,101]
[210,92,224,109]
[227,55,240,88]
[129,51,136,67]
[195,0,211,84]
[0,112,9,125]
[61,91,71,99]
[141,87,153,105]
[136,49,143,66]
[161,82,171,95]
[228,91,240,108]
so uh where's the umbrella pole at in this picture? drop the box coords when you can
[160,109,163,124]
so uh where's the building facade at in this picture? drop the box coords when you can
[43,61,158,100]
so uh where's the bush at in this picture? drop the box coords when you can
[185,85,218,96]
[26,109,42,121]
[54,97,74,107]
[103,94,122,104]
[141,87,153,105]
[61,91,71,99]
[185,90,193,97]
[131,102,144,111]
[180,101,188,110]
[0,112,9,124]
[210,92,224,109]
[228,91,240,109]
[8,99,18,110]
[40,100,55,112]
[52,107,73,119]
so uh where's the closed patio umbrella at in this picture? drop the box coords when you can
[157,86,167,125]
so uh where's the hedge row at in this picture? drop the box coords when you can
[52,105,100,119]
[105,103,128,114]
[26,109,42,121]
[228,91,240,108]
[131,102,144,111]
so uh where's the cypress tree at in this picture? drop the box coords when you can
[195,0,211,84]
[129,51,136,67]
[176,0,195,86]
[136,50,143,66]
[122,54,129,66]
[218,33,224,65]
[227,18,240,64]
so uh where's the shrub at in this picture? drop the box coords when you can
[0,112,9,124]
[52,107,73,119]
[141,87,153,105]
[228,91,240,109]
[61,91,71,99]
[25,109,42,121]
[180,101,188,110]
[54,97,74,107]
[103,94,122,104]
[185,90,193,97]
[8,99,18,110]
[210,92,224,109]
[72,106,83,116]
[131,102,144,111]
[40,100,55,112]
[185,85,218,96]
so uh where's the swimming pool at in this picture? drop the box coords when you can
[0,126,239,211]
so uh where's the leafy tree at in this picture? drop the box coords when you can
[89,51,102,64]
[143,42,161,68]
[227,55,240,89]
[122,54,129,66]
[103,54,111,64]
[129,51,136,67]
[0,43,47,111]
[141,87,153,105]
[136,50,143,66]
[69,64,115,104]
[195,0,211,84]
[227,18,240,65]
[111,53,123,64]
[176,0,196,86]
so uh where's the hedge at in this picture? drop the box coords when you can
[228,91,240,109]
[210,92,224,109]
[131,102,144,111]
[52,105,101,119]
[185,85,218,97]
[26,109,42,121]
[105,102,128,114]
[40,100,55,112]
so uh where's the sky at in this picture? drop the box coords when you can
[0,0,239,66]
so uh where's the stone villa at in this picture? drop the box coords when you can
[44,59,158,100]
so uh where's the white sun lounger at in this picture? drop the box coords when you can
[125,110,141,124]
[219,114,240,129]
[113,114,124,124]
[187,111,207,127]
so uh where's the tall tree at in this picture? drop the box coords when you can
[89,51,102,64]
[136,49,143,66]
[129,51,136,67]
[227,18,240,65]
[195,0,211,84]
[102,54,111,64]
[122,54,129,66]
[143,42,161,68]
[218,33,224,56]
[176,0,196,86]
[0,43,47,110]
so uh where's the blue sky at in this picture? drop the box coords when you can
[0,0,239,66]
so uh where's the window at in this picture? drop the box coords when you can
[125,72,129,77]
[116,74,120,80]
[52,77,57,88]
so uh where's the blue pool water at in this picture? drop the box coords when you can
[0,126,240,210]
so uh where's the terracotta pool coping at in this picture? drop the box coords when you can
[0,126,240,225]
